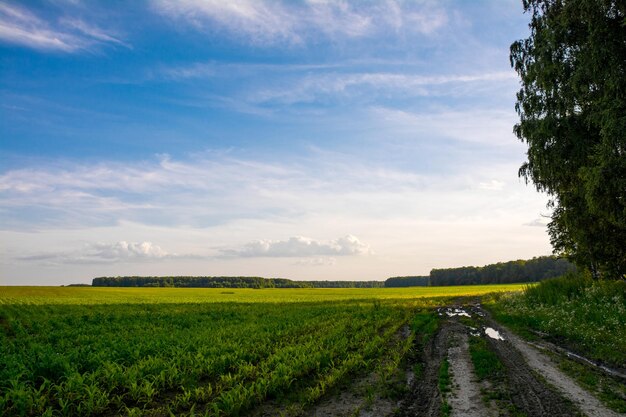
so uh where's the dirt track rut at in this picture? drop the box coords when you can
[446,330,493,417]
[498,325,622,417]
[396,303,621,417]
[483,324,579,416]
[395,322,449,417]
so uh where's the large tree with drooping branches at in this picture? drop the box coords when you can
[511,0,626,279]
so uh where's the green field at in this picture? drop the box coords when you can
[0,284,527,305]
[0,284,525,416]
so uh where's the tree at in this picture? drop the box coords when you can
[510,0,626,279]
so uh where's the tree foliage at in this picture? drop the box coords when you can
[383,257,574,287]
[510,0,626,278]
[429,256,575,286]
[91,276,384,288]
[384,276,430,287]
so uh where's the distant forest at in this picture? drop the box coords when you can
[92,256,575,288]
[383,276,430,287]
[92,276,384,288]
[385,256,575,287]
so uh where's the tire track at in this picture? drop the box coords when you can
[446,329,494,417]
[395,321,450,417]
[498,326,623,417]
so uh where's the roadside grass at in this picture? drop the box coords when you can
[438,358,452,417]
[487,272,626,368]
[487,272,626,413]
[411,310,439,347]
[468,335,528,417]
[548,351,626,413]
[468,336,505,381]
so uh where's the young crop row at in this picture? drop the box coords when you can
[0,299,430,416]
[0,284,527,306]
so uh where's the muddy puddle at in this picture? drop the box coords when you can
[446,328,495,417]
[484,327,504,340]
[439,307,471,317]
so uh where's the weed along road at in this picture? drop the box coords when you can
[1,285,624,416]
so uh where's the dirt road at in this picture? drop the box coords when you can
[395,304,622,417]
[252,302,624,417]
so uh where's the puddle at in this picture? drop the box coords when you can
[527,330,626,381]
[484,327,505,340]
[560,347,626,381]
[445,308,471,317]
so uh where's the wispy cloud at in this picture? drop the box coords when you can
[0,151,536,232]
[293,257,337,266]
[152,0,447,45]
[370,107,519,147]
[222,235,371,258]
[16,241,179,265]
[478,180,505,191]
[247,71,516,105]
[151,64,517,118]
[157,61,345,81]
[524,218,549,227]
[0,3,128,52]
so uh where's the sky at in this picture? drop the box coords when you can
[0,0,553,286]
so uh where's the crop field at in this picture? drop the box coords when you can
[0,284,525,416]
[0,284,526,305]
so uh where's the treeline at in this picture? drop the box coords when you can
[92,256,575,288]
[429,256,575,286]
[384,256,575,287]
[384,276,429,287]
[92,276,384,288]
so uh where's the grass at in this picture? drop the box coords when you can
[488,272,626,413]
[549,352,626,413]
[468,336,505,381]
[488,272,626,368]
[438,358,452,417]
[467,335,530,417]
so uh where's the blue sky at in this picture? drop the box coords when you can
[0,0,552,285]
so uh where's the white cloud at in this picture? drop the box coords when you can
[0,151,538,232]
[293,257,337,266]
[248,71,516,105]
[59,18,131,49]
[223,235,371,258]
[152,0,447,45]
[0,3,127,52]
[370,107,519,147]
[478,180,505,191]
[524,218,549,227]
[17,241,174,264]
